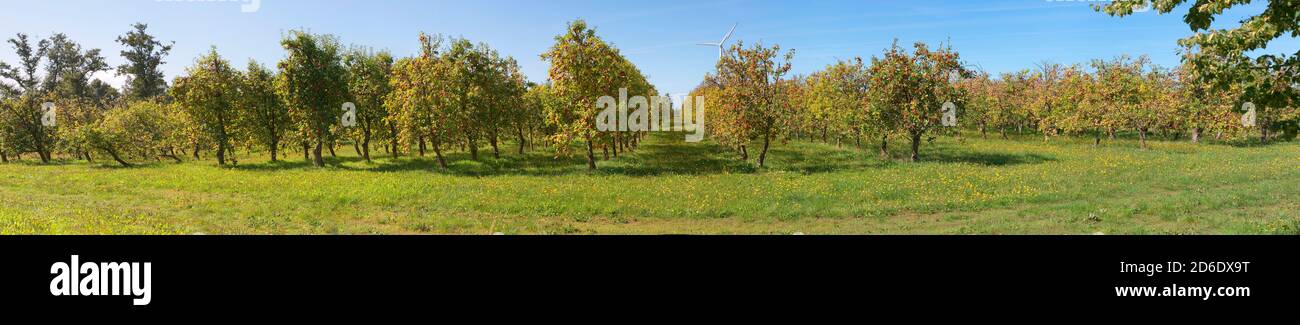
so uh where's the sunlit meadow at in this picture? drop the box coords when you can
[1,132,1296,235]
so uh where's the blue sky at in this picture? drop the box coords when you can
[2,0,1296,97]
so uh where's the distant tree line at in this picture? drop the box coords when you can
[0,20,653,169]
[691,0,1298,163]
[2,1,1297,169]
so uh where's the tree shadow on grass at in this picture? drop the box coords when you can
[359,139,758,177]
[601,140,758,175]
[228,156,368,171]
[229,160,316,171]
[922,150,1056,166]
[762,143,887,174]
[920,142,1056,166]
[207,134,1059,177]
[1217,138,1297,148]
[7,159,78,167]
[761,140,1056,173]
[366,151,595,176]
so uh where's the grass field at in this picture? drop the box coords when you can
[1,132,1297,235]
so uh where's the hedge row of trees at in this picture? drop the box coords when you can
[693,41,1295,165]
[686,0,1294,163]
[0,27,387,167]
[688,0,1300,164]
[3,0,1296,169]
[693,41,968,164]
[952,56,1288,149]
[0,19,654,169]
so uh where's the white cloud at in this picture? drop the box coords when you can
[91,70,129,90]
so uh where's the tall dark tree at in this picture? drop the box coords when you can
[116,23,174,101]
[86,79,121,108]
[43,33,109,100]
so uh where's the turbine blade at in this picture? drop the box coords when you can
[722,23,737,42]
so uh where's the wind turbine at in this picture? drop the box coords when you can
[697,23,738,59]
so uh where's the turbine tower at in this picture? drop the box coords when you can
[697,23,737,59]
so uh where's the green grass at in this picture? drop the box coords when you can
[1,132,1297,234]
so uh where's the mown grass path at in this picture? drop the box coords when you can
[2,133,1297,234]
